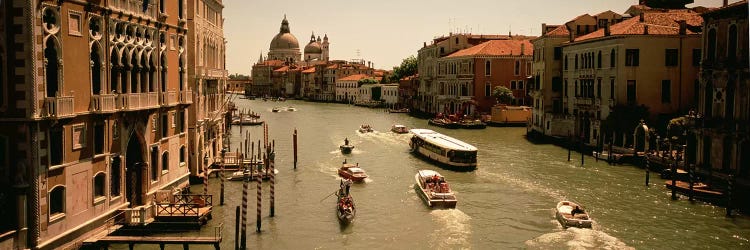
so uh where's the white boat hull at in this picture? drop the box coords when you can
[555,201,592,228]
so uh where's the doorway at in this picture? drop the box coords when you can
[125,131,145,207]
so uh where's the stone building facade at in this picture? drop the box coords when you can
[0,0,192,249]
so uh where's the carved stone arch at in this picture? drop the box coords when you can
[40,5,61,35]
[633,120,650,153]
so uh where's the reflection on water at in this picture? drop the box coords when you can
[109,99,749,250]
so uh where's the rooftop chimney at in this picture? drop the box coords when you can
[521,43,525,55]
[604,22,611,36]
[644,25,649,35]
[542,23,548,35]
[678,20,687,35]
[639,13,644,22]
[723,0,728,6]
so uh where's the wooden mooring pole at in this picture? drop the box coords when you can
[234,206,240,250]
[580,138,584,166]
[293,129,298,169]
[671,158,678,200]
[567,131,571,162]
[241,151,248,249]
[726,174,734,217]
[645,158,650,187]
[268,140,276,217]
[220,149,226,205]
[688,164,694,202]
[257,158,263,232]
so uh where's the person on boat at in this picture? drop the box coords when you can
[571,206,584,216]
[344,178,353,195]
[344,138,349,145]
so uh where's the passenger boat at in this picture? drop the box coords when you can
[555,201,593,229]
[409,129,477,170]
[232,117,264,126]
[337,163,368,182]
[358,124,373,133]
[336,188,355,224]
[391,124,409,134]
[414,170,457,208]
[458,119,487,129]
[388,108,409,113]
[428,118,459,129]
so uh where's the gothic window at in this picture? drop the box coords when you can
[140,54,148,93]
[728,24,738,60]
[161,54,167,92]
[120,54,128,93]
[150,146,158,181]
[44,38,60,98]
[111,155,121,196]
[110,51,119,93]
[179,56,184,91]
[130,55,138,93]
[49,186,65,216]
[91,44,102,95]
[149,53,156,92]
[485,60,490,76]
[93,172,106,200]
[162,151,169,172]
[706,29,717,61]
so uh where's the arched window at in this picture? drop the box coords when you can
[149,53,156,92]
[160,54,167,92]
[94,172,106,199]
[140,54,148,93]
[597,51,602,69]
[49,186,65,216]
[179,145,186,165]
[159,0,165,13]
[111,155,121,196]
[45,38,59,98]
[162,151,169,172]
[707,29,717,61]
[178,0,184,19]
[91,44,102,95]
[179,56,184,91]
[484,60,491,76]
[728,24,737,60]
[110,51,119,93]
[610,49,616,68]
[120,54,128,93]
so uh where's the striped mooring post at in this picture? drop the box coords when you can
[270,142,275,217]
[257,158,263,232]
[240,154,248,249]
[220,149,226,205]
[203,164,208,196]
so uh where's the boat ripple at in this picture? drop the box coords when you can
[524,227,633,250]
[429,209,472,249]
[475,169,566,201]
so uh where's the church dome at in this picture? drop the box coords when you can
[270,33,299,50]
[305,42,322,54]
[269,16,299,50]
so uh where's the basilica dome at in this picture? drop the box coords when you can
[305,41,322,54]
[269,16,299,50]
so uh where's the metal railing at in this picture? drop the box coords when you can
[43,96,75,118]
[155,194,213,217]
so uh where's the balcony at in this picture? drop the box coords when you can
[117,93,159,111]
[146,92,159,108]
[91,94,116,113]
[161,91,178,106]
[43,96,75,118]
[574,98,593,106]
[578,69,595,79]
[180,90,193,104]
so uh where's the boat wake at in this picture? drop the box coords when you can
[476,170,566,201]
[429,209,472,249]
[524,227,633,250]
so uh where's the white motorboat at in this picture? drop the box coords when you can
[555,201,592,229]
[414,169,457,208]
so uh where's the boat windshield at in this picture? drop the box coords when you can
[349,168,365,173]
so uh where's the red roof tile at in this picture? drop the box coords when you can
[446,40,534,58]
[302,67,316,73]
[545,25,570,37]
[338,74,371,81]
[574,11,703,42]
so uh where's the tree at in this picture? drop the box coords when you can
[491,86,513,105]
[388,55,417,83]
[357,78,378,86]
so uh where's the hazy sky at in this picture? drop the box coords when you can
[222,0,735,75]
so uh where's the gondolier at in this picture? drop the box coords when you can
[344,178,353,195]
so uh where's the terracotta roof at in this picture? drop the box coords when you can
[702,0,747,15]
[273,66,290,72]
[258,60,285,67]
[545,25,570,37]
[446,40,534,58]
[302,67,316,73]
[574,11,703,42]
[325,64,339,69]
[338,74,371,81]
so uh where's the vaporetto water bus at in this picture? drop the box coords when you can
[409,129,477,170]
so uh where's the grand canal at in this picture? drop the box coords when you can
[121,98,748,249]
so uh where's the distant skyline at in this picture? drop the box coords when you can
[222,0,736,75]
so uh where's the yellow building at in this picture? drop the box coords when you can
[560,8,703,150]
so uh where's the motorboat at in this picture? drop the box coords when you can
[232,117,264,126]
[414,170,457,208]
[336,187,355,224]
[458,119,487,129]
[391,124,409,134]
[358,124,373,133]
[287,107,297,111]
[272,107,281,112]
[338,163,368,182]
[555,201,593,229]
[428,118,459,129]
[340,138,354,154]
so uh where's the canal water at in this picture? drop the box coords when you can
[118,98,749,249]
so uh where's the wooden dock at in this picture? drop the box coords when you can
[155,194,213,225]
[95,233,221,250]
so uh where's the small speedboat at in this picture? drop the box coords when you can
[428,118,459,129]
[338,163,368,182]
[391,124,409,134]
[272,107,281,112]
[555,201,592,229]
[358,124,373,133]
[336,188,355,224]
[287,107,297,111]
[414,170,457,208]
